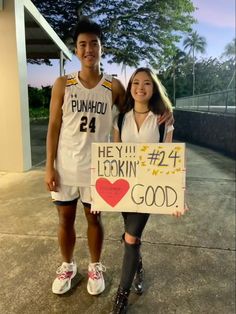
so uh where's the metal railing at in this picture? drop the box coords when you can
[175,89,235,114]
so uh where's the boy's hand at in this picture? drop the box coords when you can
[45,168,60,192]
[158,111,174,126]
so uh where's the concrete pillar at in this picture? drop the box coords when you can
[0,0,31,171]
[0,0,4,11]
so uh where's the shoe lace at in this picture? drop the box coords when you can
[135,267,144,280]
[88,263,106,280]
[56,264,73,280]
[113,291,128,312]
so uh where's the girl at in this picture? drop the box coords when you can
[111,67,183,313]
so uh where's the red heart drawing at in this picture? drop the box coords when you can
[95,178,130,207]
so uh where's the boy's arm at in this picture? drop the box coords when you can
[113,128,121,143]
[112,77,126,111]
[45,76,66,191]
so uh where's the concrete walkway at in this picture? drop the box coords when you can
[0,122,235,314]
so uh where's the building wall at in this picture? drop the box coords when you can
[173,109,236,157]
[0,0,31,171]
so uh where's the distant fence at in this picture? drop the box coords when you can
[175,89,235,115]
[173,109,236,157]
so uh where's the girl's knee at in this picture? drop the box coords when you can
[124,232,140,245]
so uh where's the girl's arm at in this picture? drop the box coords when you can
[163,124,188,217]
[164,125,174,143]
[164,130,173,143]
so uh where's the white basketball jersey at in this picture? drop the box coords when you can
[56,72,113,186]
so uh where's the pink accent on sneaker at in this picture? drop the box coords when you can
[87,262,106,295]
[88,270,102,280]
[57,271,74,280]
[52,262,77,294]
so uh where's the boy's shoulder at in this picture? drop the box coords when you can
[111,76,125,93]
[66,72,78,79]
[53,75,67,89]
[65,72,78,87]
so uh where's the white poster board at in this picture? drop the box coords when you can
[91,143,186,214]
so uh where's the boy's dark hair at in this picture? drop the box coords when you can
[73,16,103,46]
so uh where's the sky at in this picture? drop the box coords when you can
[27,0,235,88]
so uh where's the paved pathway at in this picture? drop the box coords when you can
[0,122,235,313]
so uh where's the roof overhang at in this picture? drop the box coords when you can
[24,0,72,60]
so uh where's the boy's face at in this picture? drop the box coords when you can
[75,33,102,68]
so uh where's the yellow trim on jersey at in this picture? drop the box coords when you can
[66,77,78,87]
[102,79,112,91]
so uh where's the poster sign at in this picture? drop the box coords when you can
[91,143,186,214]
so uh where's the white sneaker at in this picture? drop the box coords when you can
[52,262,77,294]
[87,262,106,295]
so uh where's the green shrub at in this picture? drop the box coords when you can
[29,107,49,119]
[28,85,51,109]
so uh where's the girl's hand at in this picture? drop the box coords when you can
[172,203,189,217]
[184,202,189,213]
[172,211,183,218]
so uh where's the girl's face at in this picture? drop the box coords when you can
[130,71,154,104]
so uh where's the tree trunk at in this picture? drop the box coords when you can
[192,49,195,96]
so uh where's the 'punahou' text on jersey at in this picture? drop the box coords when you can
[56,72,113,186]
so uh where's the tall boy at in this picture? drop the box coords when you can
[45,18,125,295]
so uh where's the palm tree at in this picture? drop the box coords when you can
[183,31,207,95]
[169,49,187,104]
[164,49,187,104]
[222,38,236,57]
[222,38,235,89]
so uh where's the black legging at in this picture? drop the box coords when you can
[120,212,149,290]
[122,212,149,238]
